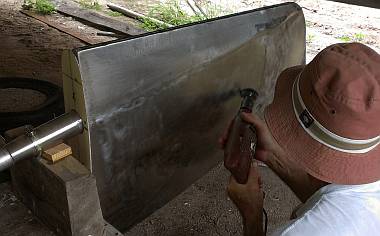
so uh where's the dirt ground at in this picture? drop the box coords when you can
[125,164,299,235]
[0,0,379,235]
[0,0,83,85]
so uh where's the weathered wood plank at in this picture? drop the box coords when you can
[21,10,96,45]
[51,0,145,36]
[107,3,173,27]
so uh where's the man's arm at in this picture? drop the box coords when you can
[264,150,315,203]
[240,113,319,203]
[227,164,264,236]
[242,207,264,236]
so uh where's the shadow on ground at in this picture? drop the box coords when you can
[125,163,300,236]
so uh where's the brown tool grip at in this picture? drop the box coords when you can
[224,117,257,184]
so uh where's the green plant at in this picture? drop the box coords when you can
[141,0,230,31]
[306,33,315,43]
[354,32,365,41]
[338,33,366,43]
[338,35,352,42]
[106,11,123,17]
[305,20,313,27]
[24,0,56,15]
[79,0,101,11]
[201,1,229,18]
[141,0,202,31]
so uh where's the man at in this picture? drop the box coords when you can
[219,43,380,235]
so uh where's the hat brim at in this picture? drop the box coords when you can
[265,66,380,184]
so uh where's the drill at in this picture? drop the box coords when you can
[224,88,258,184]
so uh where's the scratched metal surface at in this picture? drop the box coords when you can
[74,2,305,231]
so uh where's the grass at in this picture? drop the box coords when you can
[305,20,313,27]
[141,1,204,31]
[106,11,123,17]
[201,1,229,18]
[78,0,101,11]
[24,0,56,15]
[306,33,315,43]
[354,33,365,41]
[338,32,366,42]
[338,35,352,42]
[141,0,229,31]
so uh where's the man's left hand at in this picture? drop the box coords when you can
[227,163,264,220]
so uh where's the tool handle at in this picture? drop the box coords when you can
[224,115,257,184]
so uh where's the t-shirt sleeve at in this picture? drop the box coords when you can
[269,210,337,236]
[272,184,380,236]
[270,195,329,236]
[270,217,321,236]
[270,220,298,236]
[270,220,295,236]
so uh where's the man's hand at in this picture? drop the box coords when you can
[220,112,316,202]
[219,112,284,165]
[240,112,284,164]
[227,164,264,217]
[227,164,264,236]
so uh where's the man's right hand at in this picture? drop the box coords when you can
[218,112,285,166]
[219,112,316,203]
[240,112,285,164]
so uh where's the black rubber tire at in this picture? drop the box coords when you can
[0,77,65,133]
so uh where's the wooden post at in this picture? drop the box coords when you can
[11,151,108,236]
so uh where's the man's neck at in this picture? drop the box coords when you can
[265,149,328,203]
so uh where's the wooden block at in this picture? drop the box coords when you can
[62,51,92,170]
[42,143,72,163]
[11,156,105,236]
[62,50,72,77]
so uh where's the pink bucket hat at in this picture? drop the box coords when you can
[265,43,380,184]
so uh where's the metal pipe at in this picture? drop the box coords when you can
[0,111,83,171]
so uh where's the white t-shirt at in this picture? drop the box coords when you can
[272,180,380,236]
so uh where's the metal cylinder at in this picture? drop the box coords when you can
[0,111,83,171]
[0,149,12,170]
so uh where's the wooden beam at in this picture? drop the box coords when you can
[21,10,96,44]
[107,3,174,28]
[51,0,145,36]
